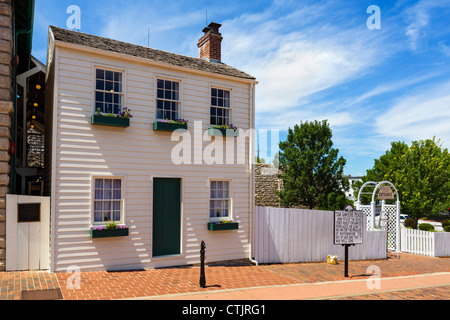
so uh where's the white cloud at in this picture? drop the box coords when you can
[222,6,387,118]
[374,82,450,148]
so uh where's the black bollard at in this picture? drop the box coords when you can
[199,241,206,288]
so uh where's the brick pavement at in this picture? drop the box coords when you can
[1,253,449,300]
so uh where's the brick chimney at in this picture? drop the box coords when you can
[197,22,223,63]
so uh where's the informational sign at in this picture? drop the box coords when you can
[334,209,363,245]
[378,185,394,200]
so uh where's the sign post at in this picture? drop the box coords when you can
[334,205,363,277]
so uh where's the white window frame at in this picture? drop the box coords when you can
[92,64,126,115]
[155,75,183,121]
[209,179,232,222]
[91,176,125,226]
[209,85,233,126]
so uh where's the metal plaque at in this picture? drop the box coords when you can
[334,209,363,245]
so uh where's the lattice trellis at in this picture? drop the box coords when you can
[360,205,373,230]
[384,204,398,250]
[360,204,399,251]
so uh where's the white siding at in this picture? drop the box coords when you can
[50,45,253,272]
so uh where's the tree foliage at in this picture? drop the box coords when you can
[356,138,450,220]
[277,120,349,210]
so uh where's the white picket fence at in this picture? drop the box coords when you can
[400,227,450,257]
[254,206,387,264]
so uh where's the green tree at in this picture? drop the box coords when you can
[358,138,450,221]
[277,120,349,210]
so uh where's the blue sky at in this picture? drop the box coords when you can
[31,0,450,175]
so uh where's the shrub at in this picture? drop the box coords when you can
[418,223,435,232]
[404,218,417,229]
[441,220,450,229]
[444,226,450,232]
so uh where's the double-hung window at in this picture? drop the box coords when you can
[209,180,231,220]
[210,88,231,126]
[93,178,123,224]
[156,79,180,120]
[95,68,123,115]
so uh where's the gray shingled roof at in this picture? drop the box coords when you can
[50,26,256,81]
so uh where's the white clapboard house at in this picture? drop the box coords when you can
[44,23,257,272]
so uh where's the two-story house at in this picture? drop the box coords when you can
[45,23,257,272]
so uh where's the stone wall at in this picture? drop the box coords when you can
[255,163,282,207]
[0,0,13,271]
[255,163,310,210]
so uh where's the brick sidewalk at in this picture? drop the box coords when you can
[1,253,449,300]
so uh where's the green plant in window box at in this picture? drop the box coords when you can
[207,219,239,231]
[92,108,132,127]
[153,118,188,132]
[90,221,129,238]
[209,124,239,137]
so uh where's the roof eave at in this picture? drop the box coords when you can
[52,38,258,85]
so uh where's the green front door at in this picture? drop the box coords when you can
[152,178,181,257]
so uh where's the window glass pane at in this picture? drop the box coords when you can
[105,70,114,81]
[96,69,104,80]
[105,81,113,92]
[113,201,121,211]
[95,91,104,103]
[96,79,104,91]
[157,89,164,99]
[218,89,224,98]
[95,188,103,200]
[165,80,171,90]
[157,79,164,89]
[95,179,103,189]
[95,102,104,112]
[114,72,122,83]
[113,211,120,221]
[211,88,217,97]
[113,189,121,200]
[114,82,121,93]
[224,90,230,99]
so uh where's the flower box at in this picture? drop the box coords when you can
[92,115,130,127]
[207,222,239,231]
[209,127,239,137]
[90,226,129,238]
[153,121,188,132]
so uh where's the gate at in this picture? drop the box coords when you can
[356,181,400,252]
[5,195,50,270]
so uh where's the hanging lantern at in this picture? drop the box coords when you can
[36,84,41,90]
[33,102,38,107]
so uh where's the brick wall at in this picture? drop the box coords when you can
[0,0,13,271]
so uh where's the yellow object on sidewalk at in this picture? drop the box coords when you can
[327,254,338,264]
